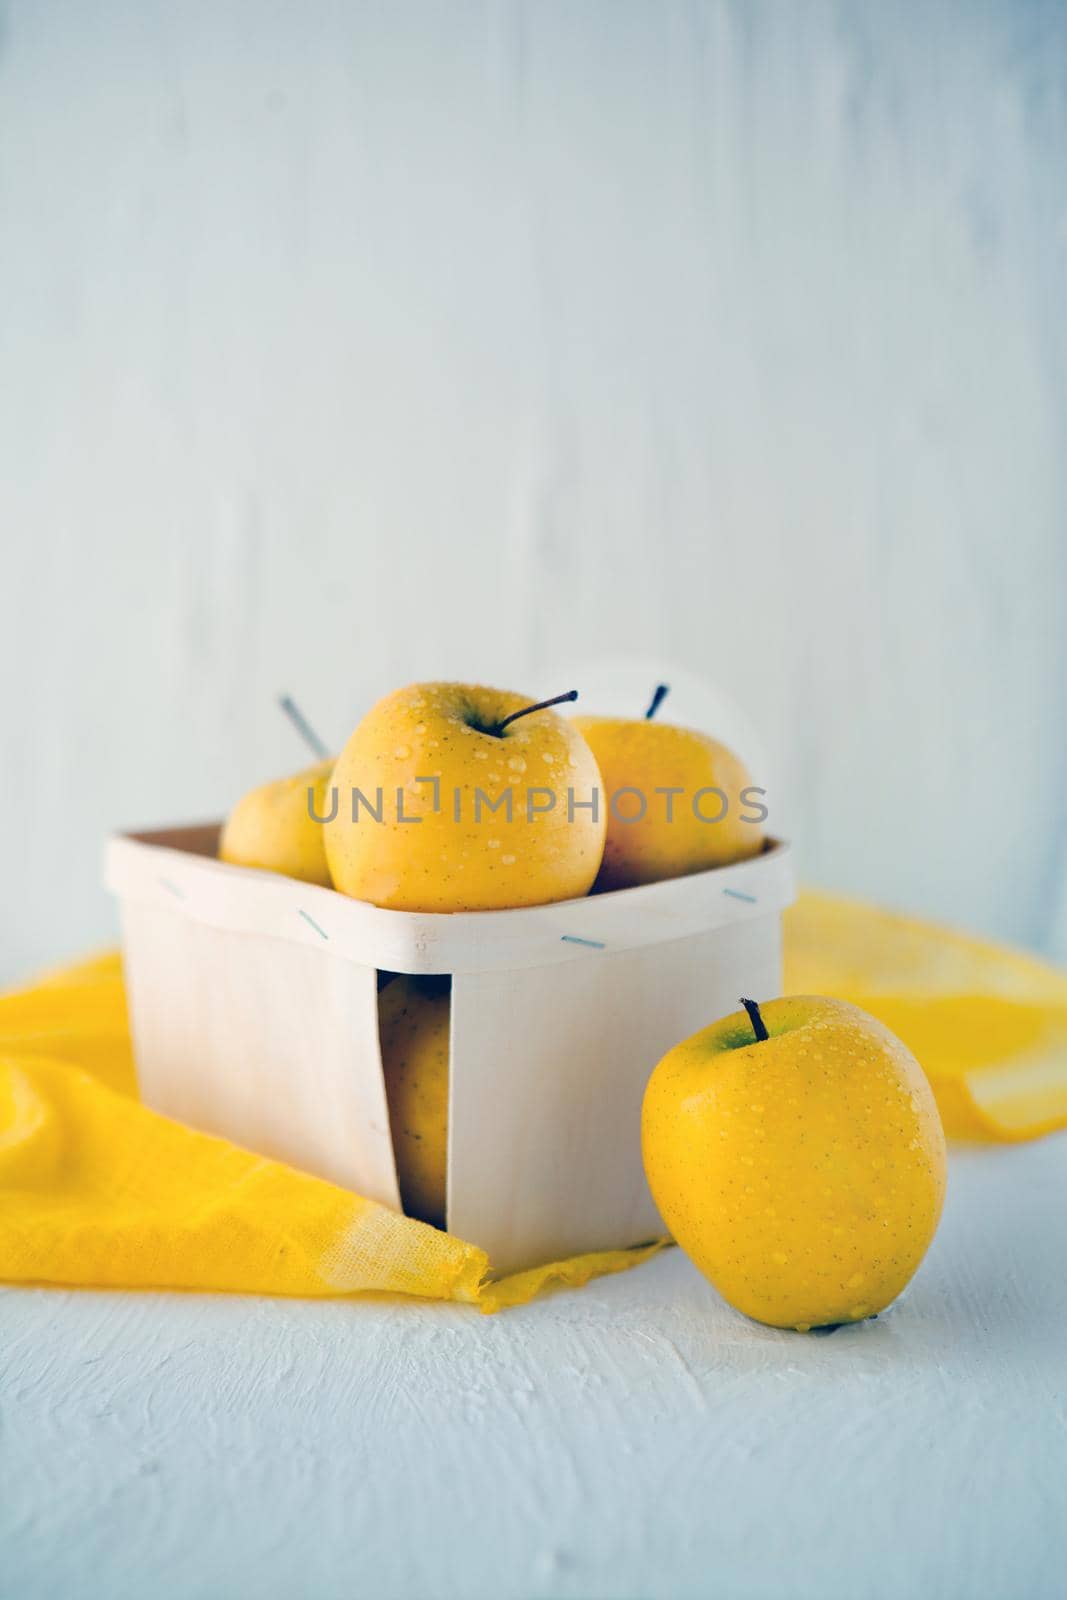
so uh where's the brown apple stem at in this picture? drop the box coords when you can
[492,689,578,736]
[645,683,670,720]
[278,694,330,761]
[740,997,769,1043]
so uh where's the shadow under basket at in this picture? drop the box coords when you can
[105,827,795,1277]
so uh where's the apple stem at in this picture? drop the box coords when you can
[492,689,578,736]
[645,683,670,720]
[278,694,330,761]
[740,997,769,1043]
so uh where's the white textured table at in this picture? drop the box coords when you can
[2,1138,1065,1600]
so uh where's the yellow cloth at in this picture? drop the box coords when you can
[1,891,1064,1308]
[0,952,665,1308]
[784,891,1067,1141]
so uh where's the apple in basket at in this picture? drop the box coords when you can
[219,759,335,886]
[324,683,606,912]
[377,974,450,1230]
[572,684,766,892]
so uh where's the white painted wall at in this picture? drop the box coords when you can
[3,0,1066,981]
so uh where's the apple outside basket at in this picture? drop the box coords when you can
[105,824,794,1276]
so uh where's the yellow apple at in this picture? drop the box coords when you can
[219,759,335,886]
[325,683,606,911]
[572,686,765,891]
[378,973,450,1229]
[642,996,947,1331]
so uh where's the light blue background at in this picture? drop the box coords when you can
[2,0,1066,977]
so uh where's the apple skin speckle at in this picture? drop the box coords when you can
[324,681,606,911]
[641,996,947,1332]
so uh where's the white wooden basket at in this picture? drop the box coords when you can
[106,827,793,1275]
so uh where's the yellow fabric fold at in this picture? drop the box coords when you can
[783,891,1067,1141]
[1,891,1064,1308]
[0,952,658,1308]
